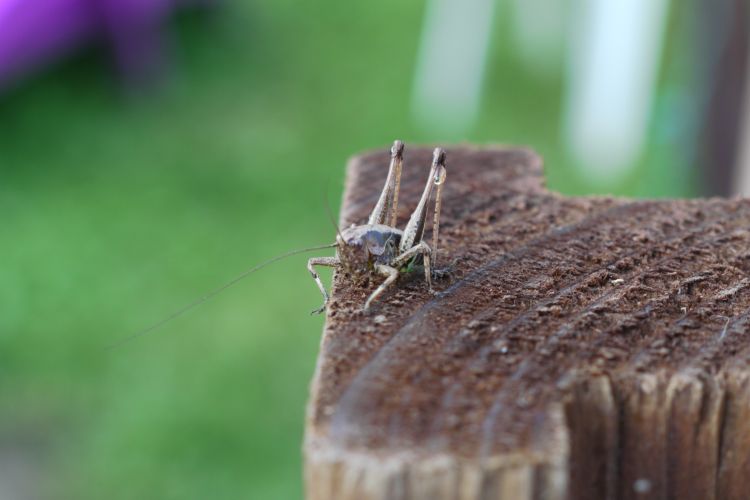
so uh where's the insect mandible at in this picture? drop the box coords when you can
[307,140,447,313]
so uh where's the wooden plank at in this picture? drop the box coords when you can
[304,144,750,499]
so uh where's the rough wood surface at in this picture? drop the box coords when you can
[304,145,750,500]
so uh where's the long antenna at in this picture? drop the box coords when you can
[323,182,344,243]
[107,242,337,349]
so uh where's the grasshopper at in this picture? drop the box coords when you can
[308,140,447,313]
[112,141,445,347]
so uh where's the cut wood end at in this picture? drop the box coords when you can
[304,144,750,500]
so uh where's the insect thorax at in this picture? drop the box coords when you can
[337,224,403,269]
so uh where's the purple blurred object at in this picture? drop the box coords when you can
[0,0,181,90]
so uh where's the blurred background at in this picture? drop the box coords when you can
[2,0,749,498]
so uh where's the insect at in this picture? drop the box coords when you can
[307,140,447,313]
[111,140,445,347]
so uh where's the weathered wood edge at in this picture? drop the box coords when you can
[302,145,750,500]
[306,369,750,499]
[303,145,567,500]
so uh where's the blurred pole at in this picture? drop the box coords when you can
[734,30,750,195]
[634,0,703,198]
[509,0,567,78]
[699,0,750,196]
[562,0,671,184]
[412,0,495,137]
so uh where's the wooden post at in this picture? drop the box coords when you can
[304,145,750,499]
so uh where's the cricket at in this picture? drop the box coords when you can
[112,140,446,347]
[308,140,447,313]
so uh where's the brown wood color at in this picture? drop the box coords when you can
[304,145,750,500]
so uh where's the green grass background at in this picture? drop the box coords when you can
[0,1,691,498]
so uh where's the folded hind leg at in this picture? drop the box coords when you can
[392,241,433,290]
[363,264,399,311]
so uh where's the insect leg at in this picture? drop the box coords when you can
[368,140,404,226]
[389,142,403,227]
[307,256,340,314]
[431,161,446,269]
[363,264,399,311]
[392,241,433,290]
[399,148,445,253]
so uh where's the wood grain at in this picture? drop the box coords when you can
[304,145,750,500]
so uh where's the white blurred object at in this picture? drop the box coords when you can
[563,0,671,184]
[510,0,568,77]
[412,0,495,136]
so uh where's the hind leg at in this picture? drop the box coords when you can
[363,264,399,311]
[392,241,433,290]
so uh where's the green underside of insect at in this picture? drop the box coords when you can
[402,257,422,274]
[307,140,447,313]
